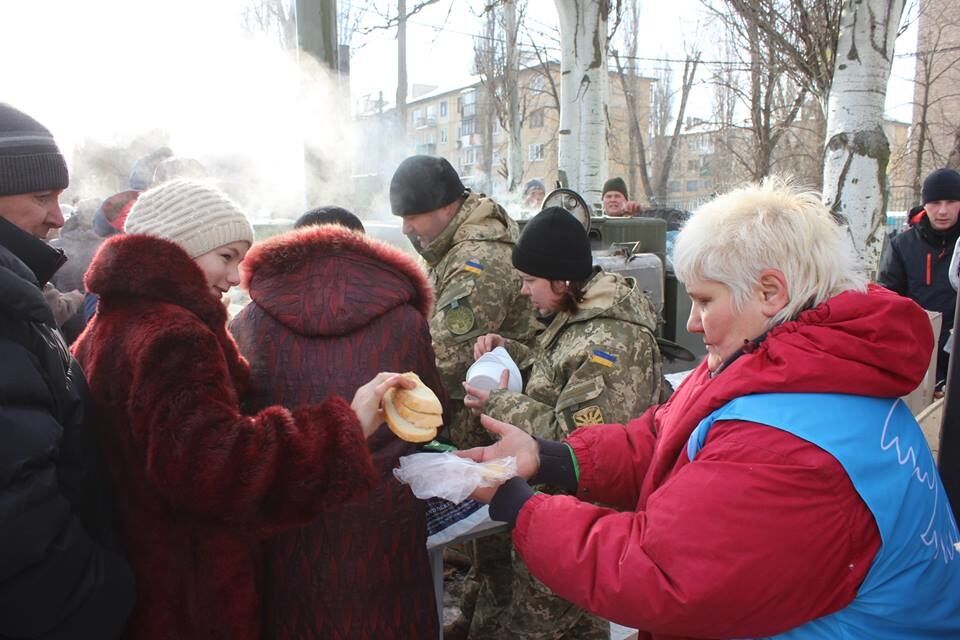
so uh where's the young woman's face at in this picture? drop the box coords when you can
[517,270,564,315]
[193,241,250,300]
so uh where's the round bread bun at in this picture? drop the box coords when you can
[383,373,443,442]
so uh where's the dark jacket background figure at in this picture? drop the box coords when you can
[877,208,960,384]
[0,217,134,638]
[72,233,377,640]
[230,224,445,640]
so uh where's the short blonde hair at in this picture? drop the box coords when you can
[674,177,867,326]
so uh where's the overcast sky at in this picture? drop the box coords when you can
[1,0,917,168]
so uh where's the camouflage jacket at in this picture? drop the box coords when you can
[485,269,662,441]
[417,192,539,448]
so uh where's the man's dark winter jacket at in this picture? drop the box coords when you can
[0,217,134,638]
[877,209,960,383]
[230,224,445,639]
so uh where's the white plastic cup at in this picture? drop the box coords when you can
[466,347,522,392]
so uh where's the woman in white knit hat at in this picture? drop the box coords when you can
[72,179,414,640]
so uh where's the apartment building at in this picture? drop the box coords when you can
[364,62,653,203]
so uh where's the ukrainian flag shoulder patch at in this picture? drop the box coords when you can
[463,259,485,274]
[590,349,617,367]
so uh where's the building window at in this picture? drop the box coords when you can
[462,146,476,170]
[459,118,476,137]
[530,74,545,91]
[529,109,544,129]
[686,180,699,191]
[440,127,447,143]
[687,159,699,171]
[668,181,681,193]
[413,109,423,127]
[440,101,448,117]
[528,143,544,162]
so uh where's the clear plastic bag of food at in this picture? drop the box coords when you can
[393,452,517,503]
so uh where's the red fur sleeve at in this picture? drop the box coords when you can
[125,319,377,531]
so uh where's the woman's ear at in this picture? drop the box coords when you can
[757,269,789,318]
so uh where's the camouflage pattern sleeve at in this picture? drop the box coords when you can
[429,242,530,449]
[501,338,533,370]
[484,388,560,440]
[486,318,661,441]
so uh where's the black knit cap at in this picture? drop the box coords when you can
[602,176,628,199]
[922,168,960,205]
[0,103,69,197]
[512,206,592,281]
[390,155,467,217]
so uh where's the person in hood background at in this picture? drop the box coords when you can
[878,167,960,387]
[82,189,140,322]
[461,206,662,639]
[460,178,960,639]
[230,206,445,638]
[72,179,413,640]
[0,102,135,638]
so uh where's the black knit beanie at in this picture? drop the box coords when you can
[922,168,960,205]
[0,103,69,197]
[602,177,628,199]
[513,206,592,281]
[390,155,467,217]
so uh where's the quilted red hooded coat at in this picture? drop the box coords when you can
[230,224,445,639]
[512,285,933,639]
[72,234,377,640]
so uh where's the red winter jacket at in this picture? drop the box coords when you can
[72,234,377,640]
[512,285,933,639]
[230,224,445,639]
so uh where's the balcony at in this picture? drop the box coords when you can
[414,115,438,129]
[415,143,437,156]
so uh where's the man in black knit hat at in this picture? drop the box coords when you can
[601,176,642,217]
[0,102,134,637]
[879,167,960,388]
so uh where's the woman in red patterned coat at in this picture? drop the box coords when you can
[72,182,410,640]
[229,209,446,639]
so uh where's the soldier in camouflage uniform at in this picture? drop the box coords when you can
[463,207,662,639]
[389,155,539,449]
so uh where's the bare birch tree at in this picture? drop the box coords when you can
[910,0,960,197]
[553,0,611,204]
[822,0,906,269]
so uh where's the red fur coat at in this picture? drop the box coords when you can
[72,234,377,640]
[230,224,445,639]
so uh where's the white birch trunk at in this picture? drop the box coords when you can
[505,0,524,192]
[554,0,609,208]
[822,0,905,271]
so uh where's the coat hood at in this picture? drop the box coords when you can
[84,233,229,331]
[538,269,658,348]
[419,192,518,265]
[666,284,933,434]
[240,224,433,337]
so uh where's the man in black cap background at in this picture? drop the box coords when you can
[0,102,134,637]
[601,176,642,217]
[879,167,960,388]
